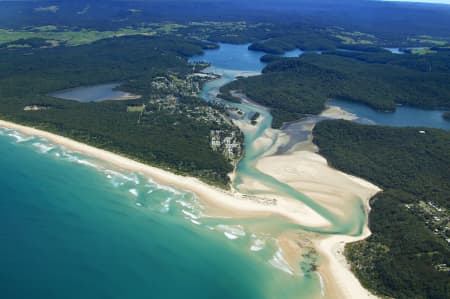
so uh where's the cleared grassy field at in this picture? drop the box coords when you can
[127,105,145,113]
[0,26,158,46]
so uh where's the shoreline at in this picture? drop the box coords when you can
[0,115,381,299]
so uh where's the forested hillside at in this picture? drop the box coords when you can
[0,36,236,187]
[314,120,450,299]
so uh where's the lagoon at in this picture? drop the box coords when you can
[50,83,134,102]
[330,99,450,130]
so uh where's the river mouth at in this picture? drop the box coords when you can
[190,42,388,232]
[190,42,381,298]
[190,41,450,299]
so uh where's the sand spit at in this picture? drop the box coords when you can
[245,104,381,299]
[256,151,380,220]
[255,150,381,299]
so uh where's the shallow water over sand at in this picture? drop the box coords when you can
[191,44,368,234]
[191,43,373,299]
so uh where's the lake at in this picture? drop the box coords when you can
[50,83,134,102]
[329,99,450,130]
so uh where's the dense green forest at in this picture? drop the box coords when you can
[0,35,235,187]
[329,48,450,73]
[248,25,340,54]
[221,50,450,128]
[314,120,450,299]
[220,66,328,128]
[2,0,450,46]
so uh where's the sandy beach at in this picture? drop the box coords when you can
[0,119,329,228]
[315,233,379,299]
[320,105,358,121]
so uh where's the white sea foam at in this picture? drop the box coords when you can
[157,184,182,195]
[176,199,194,209]
[160,197,173,213]
[176,198,204,216]
[224,232,239,240]
[8,132,34,143]
[32,142,55,153]
[130,174,140,185]
[61,151,92,167]
[129,188,138,197]
[269,247,294,275]
[62,151,98,168]
[216,224,246,240]
[317,272,325,297]
[190,219,201,225]
[104,169,139,184]
[75,158,98,168]
[182,209,198,220]
[250,239,266,252]
[146,179,182,195]
[121,173,139,184]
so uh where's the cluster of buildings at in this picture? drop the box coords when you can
[406,200,449,246]
[144,72,243,162]
[150,72,217,97]
[210,130,243,160]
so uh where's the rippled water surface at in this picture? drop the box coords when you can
[0,127,321,299]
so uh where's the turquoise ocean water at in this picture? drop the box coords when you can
[0,129,320,299]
